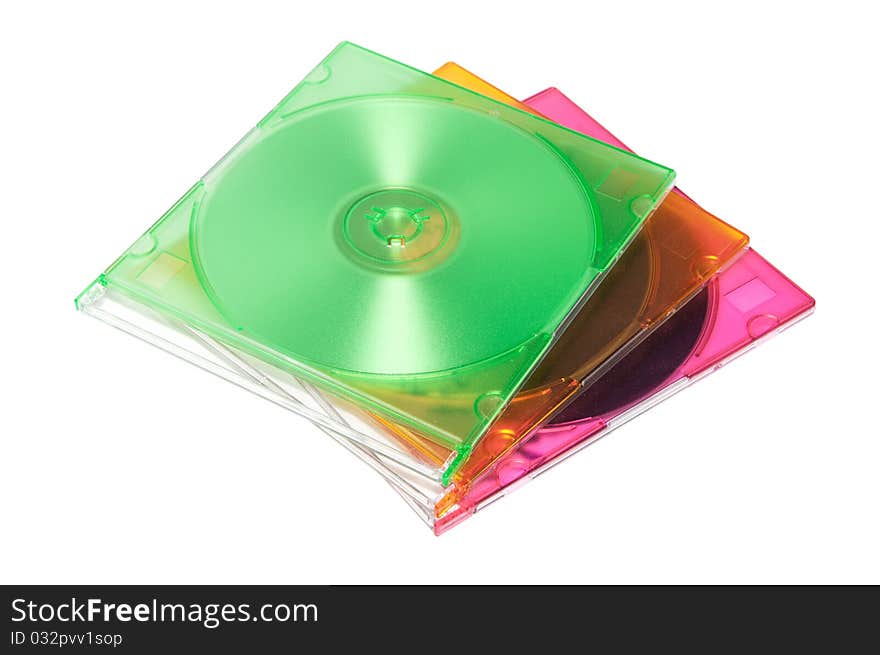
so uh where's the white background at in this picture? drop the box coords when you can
[1,1,877,584]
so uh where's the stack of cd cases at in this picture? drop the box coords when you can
[77,43,815,533]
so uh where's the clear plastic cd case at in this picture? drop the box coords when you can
[77,42,676,472]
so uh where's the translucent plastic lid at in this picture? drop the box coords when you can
[82,43,675,459]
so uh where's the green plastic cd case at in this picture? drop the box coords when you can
[77,42,675,460]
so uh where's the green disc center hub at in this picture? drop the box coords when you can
[343,188,450,265]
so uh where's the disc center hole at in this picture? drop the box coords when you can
[365,206,429,247]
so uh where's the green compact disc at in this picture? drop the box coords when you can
[192,96,598,376]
